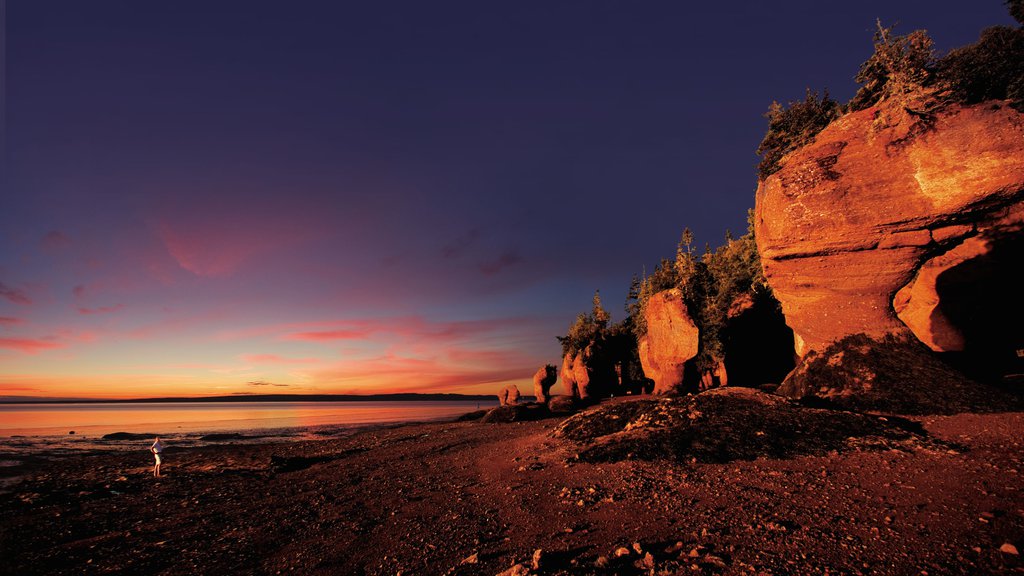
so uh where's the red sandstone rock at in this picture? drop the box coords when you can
[532,365,557,403]
[572,352,591,398]
[560,354,578,398]
[637,288,699,394]
[754,99,1024,357]
[497,385,521,406]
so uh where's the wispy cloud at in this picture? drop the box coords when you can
[0,337,64,354]
[441,228,481,258]
[0,317,24,327]
[0,282,32,305]
[247,380,291,387]
[240,353,321,365]
[479,250,523,276]
[41,230,72,251]
[78,304,125,315]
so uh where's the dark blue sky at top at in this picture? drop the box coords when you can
[0,1,1016,396]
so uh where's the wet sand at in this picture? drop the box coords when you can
[1,400,1023,575]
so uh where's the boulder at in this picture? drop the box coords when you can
[481,403,547,423]
[637,288,699,394]
[497,385,521,406]
[532,364,558,403]
[754,98,1024,364]
[776,333,1021,415]
[553,387,930,463]
[546,394,577,414]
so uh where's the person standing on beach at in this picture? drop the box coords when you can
[151,437,164,477]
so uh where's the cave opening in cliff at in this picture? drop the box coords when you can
[935,232,1024,384]
[723,296,796,387]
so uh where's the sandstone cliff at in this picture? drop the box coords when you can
[754,98,1024,371]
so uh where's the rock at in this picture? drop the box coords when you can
[531,549,544,570]
[1000,542,1019,555]
[754,98,1024,365]
[495,563,529,576]
[560,354,577,398]
[455,409,488,422]
[638,288,699,394]
[561,346,618,400]
[721,292,796,387]
[101,432,159,441]
[460,553,479,564]
[571,353,591,398]
[777,333,1020,414]
[481,403,546,423]
[614,547,631,557]
[497,385,521,406]
[199,433,246,441]
[546,395,576,414]
[532,365,558,403]
[554,387,927,463]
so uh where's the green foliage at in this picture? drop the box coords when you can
[935,25,1024,110]
[1009,0,1024,25]
[630,224,774,376]
[759,10,1024,180]
[755,89,841,179]
[558,290,611,357]
[848,22,936,111]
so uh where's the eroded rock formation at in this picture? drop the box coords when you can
[754,99,1024,372]
[532,364,558,403]
[560,345,618,400]
[637,288,699,394]
[497,385,521,406]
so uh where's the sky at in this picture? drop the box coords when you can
[0,1,1016,399]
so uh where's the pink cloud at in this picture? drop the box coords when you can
[0,317,24,327]
[240,353,321,365]
[285,328,375,342]
[0,337,64,354]
[0,282,32,305]
[302,353,532,394]
[41,230,72,251]
[78,304,125,315]
[73,284,88,299]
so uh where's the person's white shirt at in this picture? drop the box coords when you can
[151,439,164,453]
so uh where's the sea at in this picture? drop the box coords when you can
[0,400,495,458]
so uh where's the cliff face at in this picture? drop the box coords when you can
[637,288,699,394]
[754,99,1024,364]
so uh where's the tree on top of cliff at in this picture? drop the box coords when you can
[630,221,777,376]
[756,89,841,179]
[1009,0,1024,24]
[558,290,611,356]
[758,4,1024,179]
[847,21,936,112]
[935,22,1024,110]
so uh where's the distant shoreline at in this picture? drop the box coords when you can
[0,392,505,405]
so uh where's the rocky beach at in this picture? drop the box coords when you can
[2,391,1023,575]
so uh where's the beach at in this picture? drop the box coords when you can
[2,397,1023,575]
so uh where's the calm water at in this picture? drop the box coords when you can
[0,401,494,456]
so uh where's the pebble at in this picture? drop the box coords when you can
[614,547,631,557]
[495,563,529,576]
[531,549,543,570]
[1000,542,1019,555]
[460,553,478,564]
